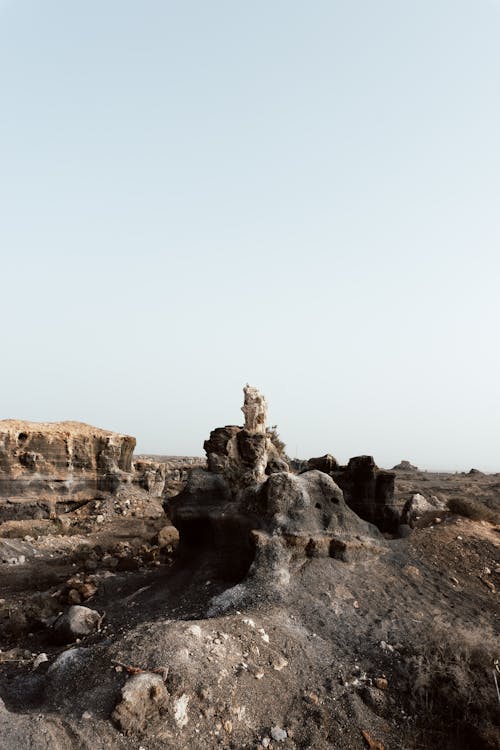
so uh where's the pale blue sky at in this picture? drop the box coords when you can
[1,1,499,470]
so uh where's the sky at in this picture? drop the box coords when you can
[1,1,499,470]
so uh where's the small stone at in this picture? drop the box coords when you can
[79,582,97,600]
[112,673,169,734]
[258,628,270,643]
[96,515,104,524]
[373,677,388,690]
[32,653,48,670]
[379,641,394,653]
[67,589,82,605]
[272,656,288,671]
[305,692,320,704]
[450,576,459,586]
[52,605,102,644]
[254,670,265,680]
[271,726,287,742]
[403,565,420,579]
[223,720,233,734]
[81,711,92,720]
[156,525,180,548]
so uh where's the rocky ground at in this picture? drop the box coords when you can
[0,459,498,750]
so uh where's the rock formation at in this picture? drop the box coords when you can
[241,383,268,434]
[392,460,419,471]
[0,420,164,521]
[305,454,398,532]
[169,386,384,610]
[203,386,288,487]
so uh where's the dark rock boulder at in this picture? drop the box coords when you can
[333,456,398,533]
[307,454,338,473]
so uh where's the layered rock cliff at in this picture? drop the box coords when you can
[0,420,162,521]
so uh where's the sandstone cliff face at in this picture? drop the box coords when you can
[0,421,164,520]
[0,420,135,498]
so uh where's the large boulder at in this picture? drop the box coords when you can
[401,493,447,527]
[307,454,338,473]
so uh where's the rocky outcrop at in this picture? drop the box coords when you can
[307,454,338,473]
[241,383,268,434]
[0,420,134,503]
[169,386,384,607]
[133,460,166,497]
[203,424,289,487]
[331,456,399,533]
[0,420,164,521]
[302,454,399,532]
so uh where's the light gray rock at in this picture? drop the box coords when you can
[242,384,268,434]
[270,726,287,741]
[402,493,447,527]
[112,672,169,735]
[52,605,103,643]
[156,524,180,549]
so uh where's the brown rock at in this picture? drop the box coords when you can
[67,589,82,604]
[112,673,169,735]
[361,729,385,750]
[156,525,180,549]
[79,582,97,600]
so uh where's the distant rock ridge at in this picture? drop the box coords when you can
[392,459,419,471]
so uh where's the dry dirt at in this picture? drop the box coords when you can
[0,466,498,750]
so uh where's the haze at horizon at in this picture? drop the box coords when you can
[1,1,499,472]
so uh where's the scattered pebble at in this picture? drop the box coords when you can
[271,726,287,742]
